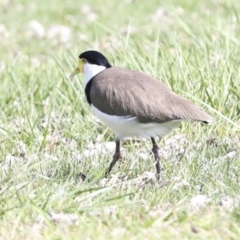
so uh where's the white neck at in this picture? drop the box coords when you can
[83,63,106,87]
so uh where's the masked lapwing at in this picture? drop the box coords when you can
[70,50,213,180]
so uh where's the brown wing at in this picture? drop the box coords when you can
[90,67,213,124]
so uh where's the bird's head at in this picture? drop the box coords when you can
[69,50,111,79]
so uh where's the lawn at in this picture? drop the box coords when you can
[0,0,240,239]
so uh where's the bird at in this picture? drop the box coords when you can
[69,50,213,181]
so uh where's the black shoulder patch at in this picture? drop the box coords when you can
[85,79,93,105]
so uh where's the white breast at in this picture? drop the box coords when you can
[91,105,182,139]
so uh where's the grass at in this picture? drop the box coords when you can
[0,0,240,239]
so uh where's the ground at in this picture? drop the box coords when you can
[0,0,240,239]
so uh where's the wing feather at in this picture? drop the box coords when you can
[90,67,213,124]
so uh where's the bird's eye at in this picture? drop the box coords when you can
[82,58,87,63]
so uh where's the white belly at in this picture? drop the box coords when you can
[91,105,182,139]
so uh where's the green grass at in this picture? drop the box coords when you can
[0,0,240,239]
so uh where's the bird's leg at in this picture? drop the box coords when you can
[151,137,161,181]
[105,140,121,177]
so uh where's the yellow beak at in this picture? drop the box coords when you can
[69,59,84,79]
